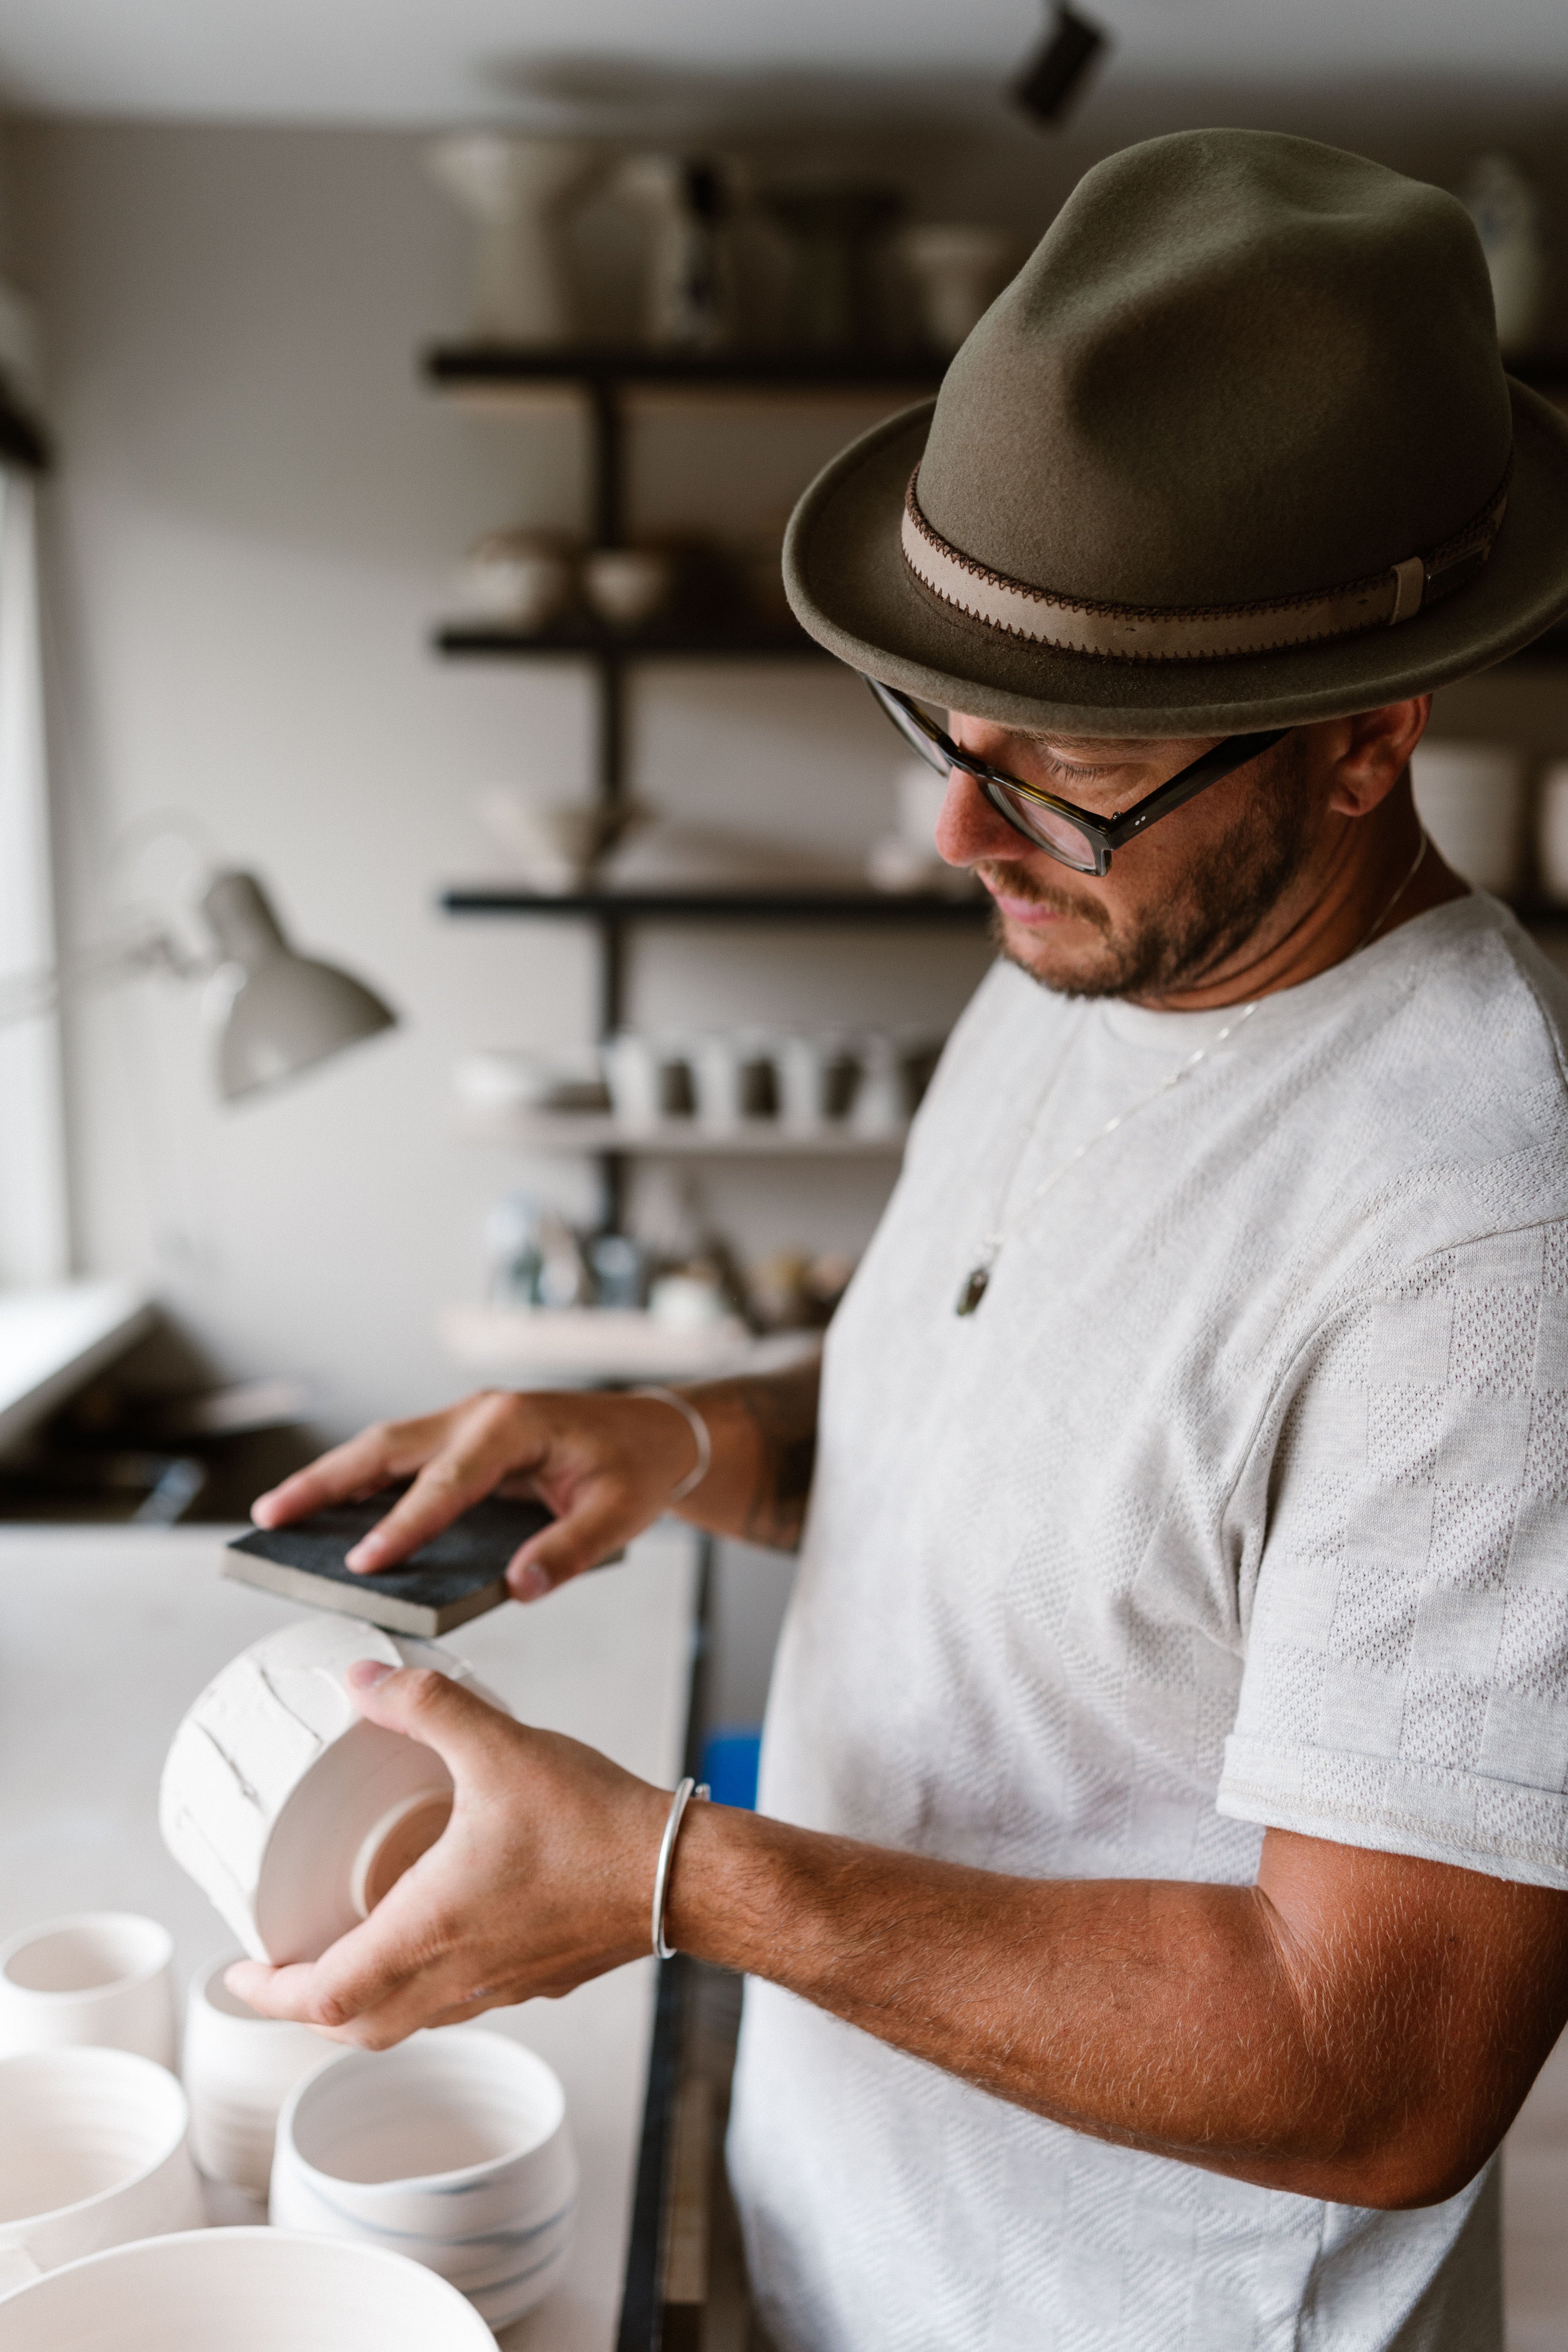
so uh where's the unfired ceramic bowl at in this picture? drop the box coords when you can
[270,2028,577,2328]
[0,2046,203,2293]
[0,2227,496,2350]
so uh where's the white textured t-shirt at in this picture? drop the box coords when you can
[729,895,1568,2352]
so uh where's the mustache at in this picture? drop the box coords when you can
[976,860,1114,934]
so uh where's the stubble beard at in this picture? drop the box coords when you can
[987,741,1316,1001]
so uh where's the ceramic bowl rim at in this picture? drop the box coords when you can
[0,2047,189,2230]
[0,1913,174,2003]
[0,2224,497,2339]
[276,2031,567,2196]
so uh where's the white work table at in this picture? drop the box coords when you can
[0,1520,700,2350]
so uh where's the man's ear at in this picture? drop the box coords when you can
[1323,698,1431,818]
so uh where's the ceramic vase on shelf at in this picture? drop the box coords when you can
[425,133,606,344]
[1461,153,1548,359]
[618,154,735,352]
[901,224,1015,354]
[764,182,905,352]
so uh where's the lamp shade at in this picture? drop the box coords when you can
[201,871,397,1103]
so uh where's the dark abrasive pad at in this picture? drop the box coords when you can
[223,1488,554,1635]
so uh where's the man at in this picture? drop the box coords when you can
[236,131,1568,2349]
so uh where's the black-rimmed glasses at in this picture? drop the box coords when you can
[866,677,1289,878]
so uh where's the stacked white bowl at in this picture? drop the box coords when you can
[182,1959,335,2198]
[270,2027,577,2329]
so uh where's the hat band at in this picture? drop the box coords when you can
[901,466,1510,663]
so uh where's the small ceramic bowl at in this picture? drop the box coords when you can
[455,532,574,632]
[182,1958,336,2196]
[0,2227,496,2350]
[270,2028,577,2328]
[0,2046,204,2293]
[0,1913,176,2068]
[582,546,675,630]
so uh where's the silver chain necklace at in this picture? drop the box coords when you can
[953,827,1430,1318]
[953,1001,1258,1315]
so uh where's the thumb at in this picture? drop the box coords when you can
[343,1659,513,1775]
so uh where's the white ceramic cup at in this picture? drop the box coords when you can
[691,1030,746,1129]
[271,2028,577,2329]
[1410,741,1526,894]
[774,1031,831,1129]
[602,1030,664,1129]
[1537,762,1568,903]
[0,1913,176,2068]
[0,2046,204,2294]
[849,1032,907,1136]
[0,2227,497,2351]
[182,1958,336,2197]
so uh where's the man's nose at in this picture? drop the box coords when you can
[934,766,1030,869]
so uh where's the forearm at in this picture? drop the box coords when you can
[673,1356,821,1550]
[663,1808,1467,2206]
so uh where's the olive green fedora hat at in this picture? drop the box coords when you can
[784,129,1568,737]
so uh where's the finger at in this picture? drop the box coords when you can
[345,1417,546,1573]
[506,1485,640,1601]
[251,1415,446,1529]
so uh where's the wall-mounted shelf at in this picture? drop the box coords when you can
[424,344,947,399]
[435,619,828,661]
[0,385,49,473]
[457,1109,909,1157]
[440,886,987,925]
[439,1303,758,1381]
[419,336,971,1229]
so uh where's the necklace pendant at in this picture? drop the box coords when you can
[956,1263,992,1317]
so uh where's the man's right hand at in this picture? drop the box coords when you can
[249,1388,708,1601]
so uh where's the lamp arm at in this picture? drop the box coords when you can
[0,927,214,1031]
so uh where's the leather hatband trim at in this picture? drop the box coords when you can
[900,464,1512,663]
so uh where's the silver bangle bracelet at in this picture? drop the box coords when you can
[633,1385,713,1505]
[652,1775,708,1961]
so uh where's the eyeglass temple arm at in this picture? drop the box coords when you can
[1109,729,1290,842]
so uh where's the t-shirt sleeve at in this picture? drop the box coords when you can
[1218,1225,1568,1889]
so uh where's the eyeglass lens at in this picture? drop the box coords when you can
[978,779,1100,870]
[869,678,1104,871]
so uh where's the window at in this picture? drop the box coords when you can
[0,463,69,1286]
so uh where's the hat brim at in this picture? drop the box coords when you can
[783,380,1568,736]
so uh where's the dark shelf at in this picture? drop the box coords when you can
[425,343,948,394]
[1508,892,1568,928]
[435,618,829,661]
[441,886,991,925]
[0,384,49,473]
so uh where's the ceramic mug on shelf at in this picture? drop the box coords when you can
[182,1958,336,2197]
[0,2045,204,2293]
[0,1911,177,2067]
[270,2028,578,2330]
[0,2227,497,2352]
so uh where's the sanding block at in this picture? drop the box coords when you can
[223,1490,554,1635]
